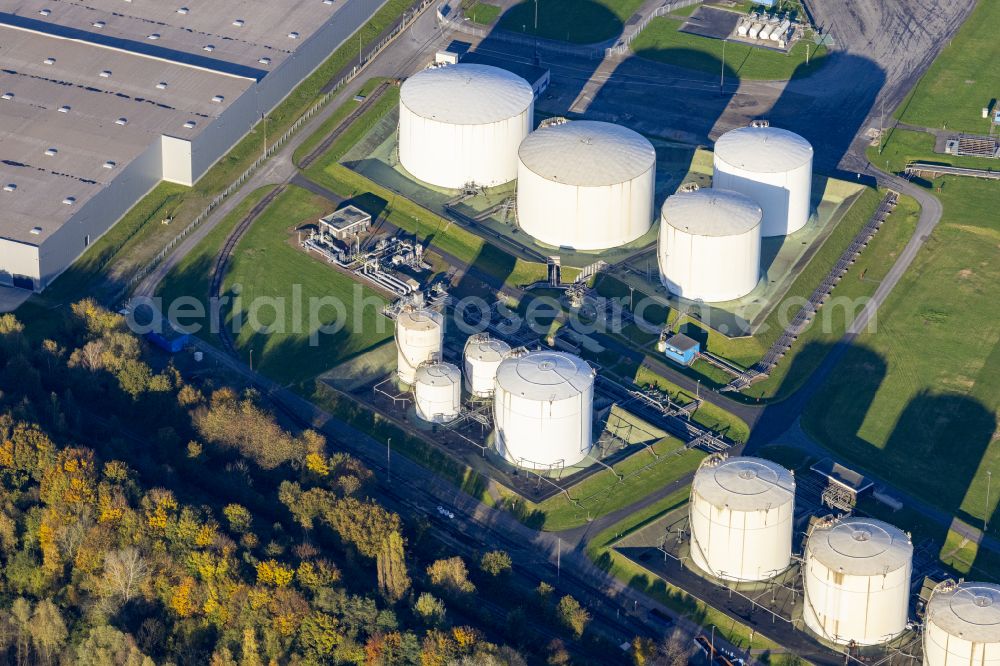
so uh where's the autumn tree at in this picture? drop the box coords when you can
[658,629,693,666]
[414,593,446,627]
[377,530,410,603]
[556,595,590,638]
[480,550,512,577]
[28,599,67,666]
[102,547,149,605]
[74,626,154,666]
[427,557,476,595]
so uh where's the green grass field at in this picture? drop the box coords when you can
[869,128,1000,175]
[803,176,1000,531]
[496,0,644,44]
[466,1,501,24]
[632,18,828,81]
[896,0,1000,134]
[508,438,705,531]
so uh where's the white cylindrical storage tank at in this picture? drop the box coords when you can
[398,64,534,189]
[924,581,1000,666]
[414,362,462,423]
[713,125,813,237]
[494,351,594,469]
[803,517,913,646]
[463,335,512,398]
[395,309,444,385]
[658,188,763,302]
[516,120,655,250]
[689,455,794,582]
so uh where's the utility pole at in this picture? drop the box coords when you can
[387,438,392,483]
[557,537,561,580]
[986,470,992,533]
[878,97,885,154]
[249,348,254,372]
[721,39,727,88]
[710,625,716,659]
[359,32,362,66]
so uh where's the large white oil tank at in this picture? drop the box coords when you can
[658,188,763,302]
[398,64,534,189]
[803,516,913,646]
[689,455,795,582]
[395,309,444,385]
[414,362,462,423]
[516,120,655,251]
[924,580,1000,666]
[494,351,595,469]
[713,125,813,237]
[463,334,512,398]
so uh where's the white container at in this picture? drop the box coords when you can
[803,517,912,645]
[463,335,511,397]
[689,456,795,582]
[516,120,655,251]
[924,580,1000,666]
[713,125,813,237]
[658,188,762,302]
[414,362,462,423]
[494,351,594,469]
[398,64,534,189]
[395,309,444,385]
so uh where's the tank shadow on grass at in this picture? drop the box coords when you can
[495,0,626,45]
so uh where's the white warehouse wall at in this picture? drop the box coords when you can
[0,239,40,288]
[162,135,194,186]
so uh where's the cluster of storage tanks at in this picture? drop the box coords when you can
[736,14,793,47]
[398,64,656,252]
[398,63,814,306]
[658,125,814,303]
[394,309,596,469]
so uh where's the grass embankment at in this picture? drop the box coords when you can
[17,0,421,317]
[506,438,705,532]
[803,176,1000,534]
[301,86,549,287]
[496,0,644,44]
[633,366,750,442]
[466,1,501,25]
[632,18,828,81]
[895,0,1000,134]
[584,491,798,664]
[292,77,390,166]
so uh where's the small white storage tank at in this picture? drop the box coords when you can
[494,351,595,469]
[398,63,535,189]
[713,125,813,237]
[689,455,795,582]
[924,580,1000,666]
[463,334,512,398]
[658,188,763,302]
[803,516,913,646]
[414,362,462,423]
[516,120,655,251]
[395,309,444,385]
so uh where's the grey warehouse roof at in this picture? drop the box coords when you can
[496,351,594,401]
[518,120,656,187]
[661,188,763,236]
[807,517,912,575]
[694,456,795,512]
[400,64,534,125]
[0,23,252,245]
[714,125,813,173]
[928,582,1000,644]
[5,0,348,73]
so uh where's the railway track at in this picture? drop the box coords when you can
[297,80,393,170]
[210,183,287,355]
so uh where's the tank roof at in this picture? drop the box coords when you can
[662,188,763,236]
[416,362,461,387]
[495,351,593,401]
[807,517,912,575]
[714,125,813,173]
[518,120,656,187]
[694,456,794,512]
[400,64,533,125]
[928,581,1000,644]
[396,309,443,332]
[465,337,511,363]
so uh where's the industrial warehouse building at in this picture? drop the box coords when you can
[0,0,387,292]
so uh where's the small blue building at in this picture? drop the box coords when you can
[663,333,700,367]
[147,327,190,354]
